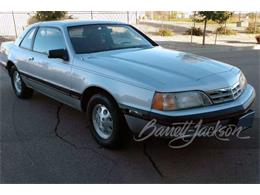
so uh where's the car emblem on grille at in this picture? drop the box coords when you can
[219,88,229,92]
[207,82,242,104]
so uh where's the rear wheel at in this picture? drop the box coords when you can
[10,67,33,99]
[87,93,124,148]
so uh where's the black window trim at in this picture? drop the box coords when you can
[19,26,38,51]
[32,26,68,56]
[67,23,159,54]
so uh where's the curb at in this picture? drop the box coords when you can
[253,45,260,50]
[175,45,260,54]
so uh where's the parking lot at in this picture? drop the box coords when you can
[0,49,259,183]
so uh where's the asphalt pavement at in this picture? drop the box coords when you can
[0,49,259,183]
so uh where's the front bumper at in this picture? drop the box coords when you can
[122,84,256,134]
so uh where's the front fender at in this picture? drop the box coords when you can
[71,65,155,112]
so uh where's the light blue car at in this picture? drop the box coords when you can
[0,20,256,148]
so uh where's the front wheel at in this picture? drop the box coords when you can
[87,94,124,148]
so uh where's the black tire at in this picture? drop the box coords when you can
[87,93,125,148]
[10,66,33,99]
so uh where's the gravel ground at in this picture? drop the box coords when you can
[0,36,14,43]
[135,22,259,50]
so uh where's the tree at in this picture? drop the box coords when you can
[214,12,233,43]
[169,11,177,20]
[34,11,67,21]
[28,11,70,24]
[197,11,233,45]
[214,11,233,25]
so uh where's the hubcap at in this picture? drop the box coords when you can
[92,104,113,139]
[13,71,22,94]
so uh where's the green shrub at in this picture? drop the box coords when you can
[27,11,72,25]
[185,27,203,36]
[246,24,260,34]
[215,26,237,35]
[157,28,173,36]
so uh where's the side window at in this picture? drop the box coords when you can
[20,28,36,50]
[33,27,66,54]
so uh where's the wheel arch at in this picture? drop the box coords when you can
[81,86,120,112]
[6,60,16,76]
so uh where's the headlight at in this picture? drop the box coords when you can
[239,72,247,90]
[152,91,212,111]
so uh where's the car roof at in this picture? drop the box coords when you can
[32,20,126,28]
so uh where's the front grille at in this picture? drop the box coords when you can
[207,82,243,104]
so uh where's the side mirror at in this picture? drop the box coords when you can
[48,49,69,61]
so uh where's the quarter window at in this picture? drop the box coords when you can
[20,28,36,50]
[33,27,66,54]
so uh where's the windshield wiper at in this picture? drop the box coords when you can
[77,45,152,54]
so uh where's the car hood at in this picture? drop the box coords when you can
[78,47,239,91]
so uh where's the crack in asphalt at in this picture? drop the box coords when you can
[53,103,117,164]
[10,97,162,181]
[54,103,96,150]
[54,103,163,179]
[143,142,163,178]
[54,103,79,149]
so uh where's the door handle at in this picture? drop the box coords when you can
[28,57,34,61]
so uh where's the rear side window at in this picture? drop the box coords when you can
[20,28,36,50]
[33,27,66,54]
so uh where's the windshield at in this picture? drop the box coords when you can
[68,24,154,54]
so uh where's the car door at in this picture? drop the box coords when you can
[27,27,79,108]
[16,27,38,76]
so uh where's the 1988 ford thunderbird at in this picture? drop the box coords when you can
[0,20,256,148]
